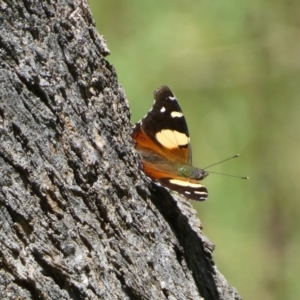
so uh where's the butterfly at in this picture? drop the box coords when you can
[131,86,208,201]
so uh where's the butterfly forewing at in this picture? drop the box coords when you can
[140,86,192,165]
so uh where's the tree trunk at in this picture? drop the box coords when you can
[0,1,241,299]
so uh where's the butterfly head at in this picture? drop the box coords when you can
[178,166,209,181]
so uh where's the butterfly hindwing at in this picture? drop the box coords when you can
[142,161,208,201]
[158,178,208,201]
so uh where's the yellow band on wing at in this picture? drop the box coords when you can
[156,129,189,148]
[169,179,203,188]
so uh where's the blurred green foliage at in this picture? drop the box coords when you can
[89,1,300,299]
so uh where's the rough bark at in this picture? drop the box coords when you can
[0,1,242,299]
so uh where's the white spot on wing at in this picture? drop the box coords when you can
[156,129,189,148]
[171,111,183,118]
[160,107,166,113]
[168,96,176,101]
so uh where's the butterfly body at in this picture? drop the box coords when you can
[132,86,208,201]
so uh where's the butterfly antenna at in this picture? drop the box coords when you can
[206,170,249,180]
[203,154,249,179]
[203,154,240,170]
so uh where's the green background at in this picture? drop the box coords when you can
[89,1,300,299]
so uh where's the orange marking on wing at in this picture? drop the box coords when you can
[142,161,175,180]
[132,128,188,164]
